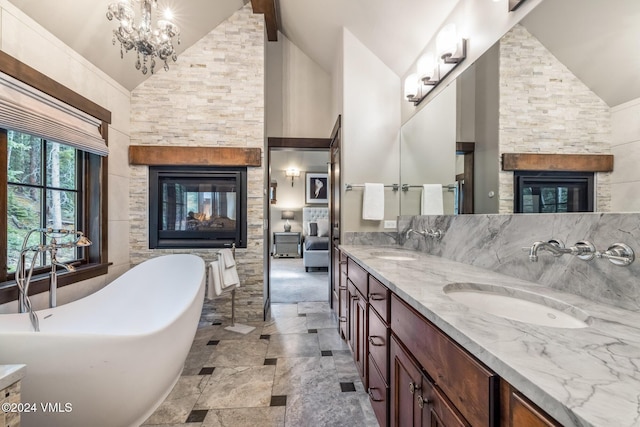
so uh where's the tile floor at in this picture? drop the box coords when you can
[142,302,378,427]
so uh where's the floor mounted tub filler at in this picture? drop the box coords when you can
[0,254,206,427]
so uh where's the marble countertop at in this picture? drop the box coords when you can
[0,364,26,390]
[340,245,640,427]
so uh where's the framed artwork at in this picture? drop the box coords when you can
[305,173,328,204]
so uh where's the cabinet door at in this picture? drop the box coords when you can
[348,281,367,383]
[501,381,561,427]
[338,252,348,339]
[420,378,469,427]
[390,336,422,427]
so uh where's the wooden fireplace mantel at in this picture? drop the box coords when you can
[502,153,613,172]
[129,145,262,167]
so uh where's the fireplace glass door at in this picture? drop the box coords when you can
[514,171,594,213]
[149,167,247,248]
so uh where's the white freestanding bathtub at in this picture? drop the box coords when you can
[0,254,205,427]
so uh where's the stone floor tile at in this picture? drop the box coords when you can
[272,356,339,396]
[317,327,350,351]
[206,339,268,367]
[305,312,338,330]
[297,301,332,314]
[269,303,300,318]
[265,333,321,358]
[262,316,308,335]
[202,407,285,427]
[195,366,275,409]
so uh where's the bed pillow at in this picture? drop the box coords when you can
[308,222,318,236]
[316,219,329,237]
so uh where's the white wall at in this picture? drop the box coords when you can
[282,35,333,138]
[0,0,131,312]
[611,97,640,212]
[400,84,457,215]
[342,28,401,232]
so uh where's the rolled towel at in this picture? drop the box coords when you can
[207,260,223,299]
[362,183,384,220]
[421,184,444,215]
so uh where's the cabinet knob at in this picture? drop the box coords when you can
[409,382,421,394]
[338,285,347,290]
[339,316,347,322]
[417,395,430,409]
[368,293,385,301]
[368,387,384,402]
[368,336,385,346]
[339,260,347,265]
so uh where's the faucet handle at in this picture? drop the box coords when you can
[572,241,596,261]
[597,243,635,266]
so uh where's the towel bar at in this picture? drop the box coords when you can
[345,183,399,191]
[213,243,237,326]
[401,183,458,192]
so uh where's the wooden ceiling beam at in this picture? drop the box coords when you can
[502,153,613,172]
[251,0,279,41]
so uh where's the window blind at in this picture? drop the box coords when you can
[0,71,108,156]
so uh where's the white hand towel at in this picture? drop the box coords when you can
[421,184,444,215]
[220,248,235,268]
[207,261,223,299]
[221,261,240,290]
[362,183,384,220]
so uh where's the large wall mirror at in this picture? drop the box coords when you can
[399,0,640,215]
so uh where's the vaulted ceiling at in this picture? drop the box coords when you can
[7,0,640,107]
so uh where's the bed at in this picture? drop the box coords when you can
[302,207,330,272]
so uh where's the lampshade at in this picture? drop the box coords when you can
[285,168,300,178]
[281,210,295,220]
[436,24,459,59]
[404,73,419,100]
[417,53,437,82]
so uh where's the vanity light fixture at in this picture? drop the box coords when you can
[405,24,467,106]
[285,167,300,186]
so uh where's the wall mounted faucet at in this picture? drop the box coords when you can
[527,239,634,266]
[406,228,443,240]
[528,239,595,262]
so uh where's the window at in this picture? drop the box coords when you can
[0,53,111,303]
[6,131,83,273]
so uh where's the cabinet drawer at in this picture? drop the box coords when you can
[368,275,390,322]
[367,354,388,427]
[368,305,389,385]
[347,258,368,296]
[276,235,299,243]
[391,295,498,427]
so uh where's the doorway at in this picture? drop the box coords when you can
[265,137,332,317]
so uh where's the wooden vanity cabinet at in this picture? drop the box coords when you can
[500,380,562,427]
[391,294,498,427]
[334,254,562,427]
[390,336,468,427]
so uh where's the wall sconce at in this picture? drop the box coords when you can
[281,210,294,232]
[285,168,300,186]
[405,24,467,106]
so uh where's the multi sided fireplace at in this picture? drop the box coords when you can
[148,166,247,249]
[513,171,594,213]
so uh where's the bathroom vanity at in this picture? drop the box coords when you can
[336,244,640,427]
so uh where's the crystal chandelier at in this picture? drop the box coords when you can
[106,0,180,75]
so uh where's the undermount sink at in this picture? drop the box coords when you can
[443,283,590,329]
[370,251,418,261]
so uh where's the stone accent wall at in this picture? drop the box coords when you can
[498,25,612,213]
[129,4,265,322]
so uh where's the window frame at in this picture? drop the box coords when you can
[0,51,111,305]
